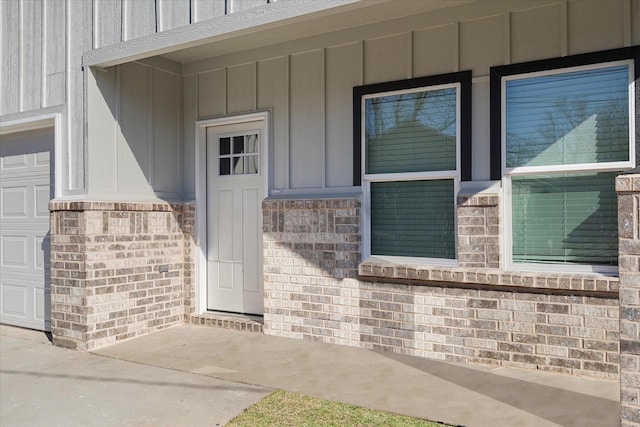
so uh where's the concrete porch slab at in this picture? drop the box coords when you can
[91,324,620,427]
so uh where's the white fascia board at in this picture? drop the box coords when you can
[83,0,373,68]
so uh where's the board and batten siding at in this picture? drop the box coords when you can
[1,0,271,116]
[0,0,69,115]
[183,0,640,195]
[1,0,269,195]
[87,58,183,200]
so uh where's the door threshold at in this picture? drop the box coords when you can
[191,311,263,333]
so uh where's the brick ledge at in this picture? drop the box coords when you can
[49,201,190,212]
[191,313,263,333]
[359,259,619,294]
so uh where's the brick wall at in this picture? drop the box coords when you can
[617,174,640,426]
[262,196,620,379]
[457,193,500,268]
[49,201,195,351]
[262,199,360,339]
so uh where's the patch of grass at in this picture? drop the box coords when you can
[226,390,451,427]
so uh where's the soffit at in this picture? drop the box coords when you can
[160,0,475,64]
[83,0,475,68]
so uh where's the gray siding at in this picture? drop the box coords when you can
[0,0,268,116]
[2,0,638,200]
[182,0,640,195]
[87,59,183,200]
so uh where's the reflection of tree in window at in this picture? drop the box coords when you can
[506,64,629,267]
[366,88,457,175]
[506,66,628,168]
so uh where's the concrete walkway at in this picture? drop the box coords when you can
[2,324,620,426]
[0,325,269,426]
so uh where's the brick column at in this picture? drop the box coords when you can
[49,201,194,351]
[457,192,500,268]
[617,174,640,426]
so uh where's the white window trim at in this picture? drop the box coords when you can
[501,60,636,275]
[361,83,461,266]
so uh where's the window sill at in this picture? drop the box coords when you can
[358,258,619,295]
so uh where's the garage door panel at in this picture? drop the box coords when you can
[35,150,50,167]
[34,285,48,322]
[1,153,28,170]
[0,126,53,331]
[35,233,50,270]
[35,184,51,217]
[1,282,27,317]
[1,235,28,268]
[1,186,28,218]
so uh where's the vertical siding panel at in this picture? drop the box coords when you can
[567,0,625,54]
[290,50,324,189]
[68,0,93,191]
[325,43,361,188]
[123,0,156,41]
[183,74,197,197]
[623,0,632,46]
[153,69,180,194]
[1,0,21,114]
[197,69,225,118]
[228,0,267,13]
[460,15,505,76]
[44,0,66,107]
[192,0,225,22]
[632,0,640,46]
[510,5,562,63]
[413,24,458,77]
[87,67,118,191]
[364,33,409,84]
[117,63,151,192]
[257,56,289,191]
[472,80,490,181]
[227,62,256,114]
[175,68,184,197]
[94,0,122,48]
[157,0,191,32]
[21,0,43,111]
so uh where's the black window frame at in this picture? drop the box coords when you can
[489,46,640,180]
[353,71,472,186]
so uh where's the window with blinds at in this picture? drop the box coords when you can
[502,60,635,273]
[361,83,460,262]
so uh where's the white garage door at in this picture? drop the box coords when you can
[0,127,54,331]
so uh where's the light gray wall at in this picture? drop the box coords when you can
[2,0,260,116]
[182,0,640,197]
[3,0,637,200]
[0,0,268,197]
[87,58,183,201]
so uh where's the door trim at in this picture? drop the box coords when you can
[195,111,270,315]
[0,114,60,332]
[0,113,63,199]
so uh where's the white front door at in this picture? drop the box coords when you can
[206,120,265,314]
[0,128,54,331]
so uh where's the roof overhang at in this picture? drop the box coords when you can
[83,0,475,68]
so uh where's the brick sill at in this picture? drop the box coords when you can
[49,200,184,212]
[359,258,619,295]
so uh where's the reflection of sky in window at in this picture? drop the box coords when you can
[506,65,629,168]
[365,88,457,140]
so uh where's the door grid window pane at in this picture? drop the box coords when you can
[219,133,259,176]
